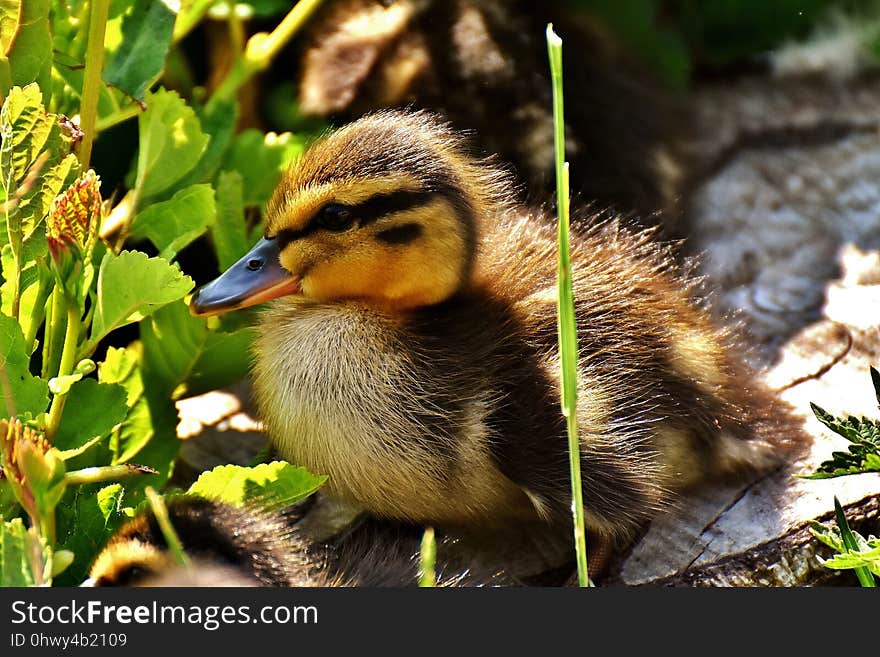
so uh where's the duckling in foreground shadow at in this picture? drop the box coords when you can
[180,111,801,584]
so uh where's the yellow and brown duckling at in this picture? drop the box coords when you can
[178,110,797,581]
[87,496,514,587]
[292,0,688,222]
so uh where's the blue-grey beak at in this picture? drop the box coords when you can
[189,238,300,316]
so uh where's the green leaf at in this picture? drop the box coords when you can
[98,346,154,464]
[807,400,880,479]
[172,98,239,191]
[130,184,216,261]
[88,250,193,349]
[823,542,880,577]
[54,483,125,585]
[141,300,255,400]
[102,0,175,101]
[0,84,79,241]
[114,396,179,504]
[53,378,128,453]
[187,326,256,397]
[221,129,303,206]
[98,347,180,498]
[871,366,880,409]
[0,517,45,586]
[17,441,66,523]
[1,243,51,344]
[140,299,207,399]
[0,313,49,417]
[0,478,17,517]
[135,88,208,199]
[188,461,327,511]
[834,496,876,587]
[212,170,250,270]
[0,0,52,96]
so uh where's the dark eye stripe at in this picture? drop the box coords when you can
[376,222,423,245]
[352,189,435,226]
[271,189,435,247]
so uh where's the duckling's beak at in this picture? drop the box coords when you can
[189,238,301,316]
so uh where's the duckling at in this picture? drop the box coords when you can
[87,497,512,586]
[291,0,688,223]
[188,110,797,580]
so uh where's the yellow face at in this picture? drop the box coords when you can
[266,171,472,311]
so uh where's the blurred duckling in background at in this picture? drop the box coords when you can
[88,497,512,587]
[290,0,687,224]
[180,110,798,582]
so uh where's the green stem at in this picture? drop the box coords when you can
[41,288,66,379]
[146,487,190,569]
[5,205,22,321]
[77,0,111,170]
[547,24,590,588]
[45,303,81,441]
[228,2,245,55]
[208,0,324,108]
[94,103,142,134]
[23,273,53,355]
[64,463,157,487]
[39,511,56,548]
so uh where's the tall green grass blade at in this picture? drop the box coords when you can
[547,24,590,588]
[419,526,436,588]
[834,496,876,587]
[145,486,190,570]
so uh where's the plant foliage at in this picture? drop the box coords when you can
[0,1,325,586]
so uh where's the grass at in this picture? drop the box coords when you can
[547,24,590,588]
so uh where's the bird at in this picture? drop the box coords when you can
[86,495,516,587]
[290,0,688,225]
[179,109,800,583]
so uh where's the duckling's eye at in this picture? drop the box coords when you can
[316,204,354,232]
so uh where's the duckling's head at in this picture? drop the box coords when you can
[192,111,509,315]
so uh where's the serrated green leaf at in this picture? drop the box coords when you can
[810,520,845,552]
[188,461,326,511]
[102,0,174,101]
[212,169,250,270]
[53,378,128,453]
[221,129,303,206]
[54,483,125,585]
[0,0,52,96]
[135,88,208,199]
[0,313,49,417]
[0,243,50,345]
[88,250,193,348]
[0,517,45,586]
[98,346,140,391]
[130,183,216,261]
[0,84,78,241]
[808,391,880,478]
